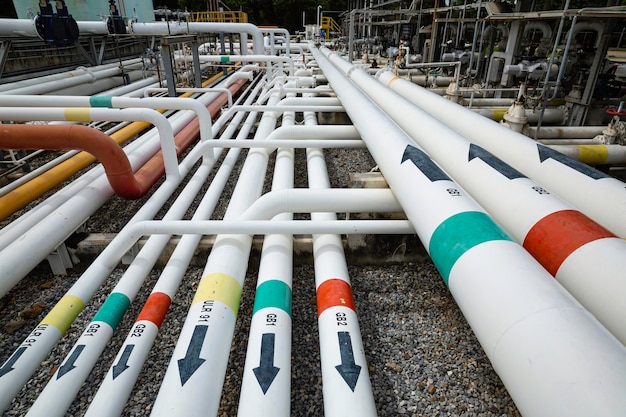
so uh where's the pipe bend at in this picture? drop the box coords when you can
[0,124,147,199]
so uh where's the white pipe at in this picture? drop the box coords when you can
[0,95,213,143]
[546,144,626,165]
[0,60,141,93]
[529,126,606,139]
[324,50,626,346]
[0,60,144,96]
[377,70,626,237]
[179,55,295,76]
[145,87,232,108]
[0,107,179,179]
[238,88,295,417]
[303,100,377,416]
[150,86,283,417]
[0,79,248,411]
[128,21,265,54]
[0,18,39,37]
[24,152,216,417]
[311,43,626,417]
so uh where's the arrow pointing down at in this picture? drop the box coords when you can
[335,331,361,392]
[253,333,280,394]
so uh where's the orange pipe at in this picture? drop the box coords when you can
[0,71,247,220]
[0,124,150,199]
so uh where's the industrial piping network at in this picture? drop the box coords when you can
[0,18,626,417]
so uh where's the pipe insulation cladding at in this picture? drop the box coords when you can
[310,43,626,417]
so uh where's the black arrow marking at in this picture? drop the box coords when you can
[57,345,86,379]
[253,333,280,394]
[537,144,609,180]
[468,143,526,179]
[335,331,361,392]
[177,325,207,385]
[112,344,134,379]
[0,347,27,378]
[401,145,450,182]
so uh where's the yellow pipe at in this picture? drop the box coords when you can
[0,71,230,221]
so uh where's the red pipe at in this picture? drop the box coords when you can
[0,78,248,199]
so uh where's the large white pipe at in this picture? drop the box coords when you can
[310,43,626,417]
[322,50,626,345]
[377,70,626,237]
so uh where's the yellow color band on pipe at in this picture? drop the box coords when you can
[576,144,609,164]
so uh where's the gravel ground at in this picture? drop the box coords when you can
[0,137,521,415]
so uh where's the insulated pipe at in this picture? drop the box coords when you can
[0,75,246,222]
[377,70,626,238]
[128,21,265,55]
[0,107,179,179]
[0,75,251,411]
[323,50,626,346]
[179,55,295,76]
[303,103,377,416]
[85,81,264,417]
[238,91,296,417]
[24,151,219,417]
[0,94,214,143]
[471,106,566,124]
[546,144,626,165]
[0,124,157,199]
[528,125,606,139]
[150,87,284,417]
[311,44,626,417]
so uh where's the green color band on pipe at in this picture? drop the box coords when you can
[89,96,113,108]
[93,292,131,329]
[429,211,512,285]
[220,56,230,63]
[253,280,292,317]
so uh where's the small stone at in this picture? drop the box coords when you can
[4,318,26,334]
[427,384,436,394]
[18,302,46,319]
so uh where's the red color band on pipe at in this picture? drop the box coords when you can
[523,209,615,276]
[317,278,356,316]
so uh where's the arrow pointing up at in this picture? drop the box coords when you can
[401,145,450,182]
[57,345,86,379]
[0,347,27,378]
[468,143,526,179]
[335,331,361,392]
[177,325,207,386]
[112,344,134,379]
[537,144,608,180]
[253,333,280,394]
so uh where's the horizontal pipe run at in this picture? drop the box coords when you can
[529,126,606,139]
[0,94,214,143]
[180,55,296,76]
[196,139,364,149]
[144,87,233,107]
[546,144,626,165]
[0,107,179,179]
[240,188,402,220]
